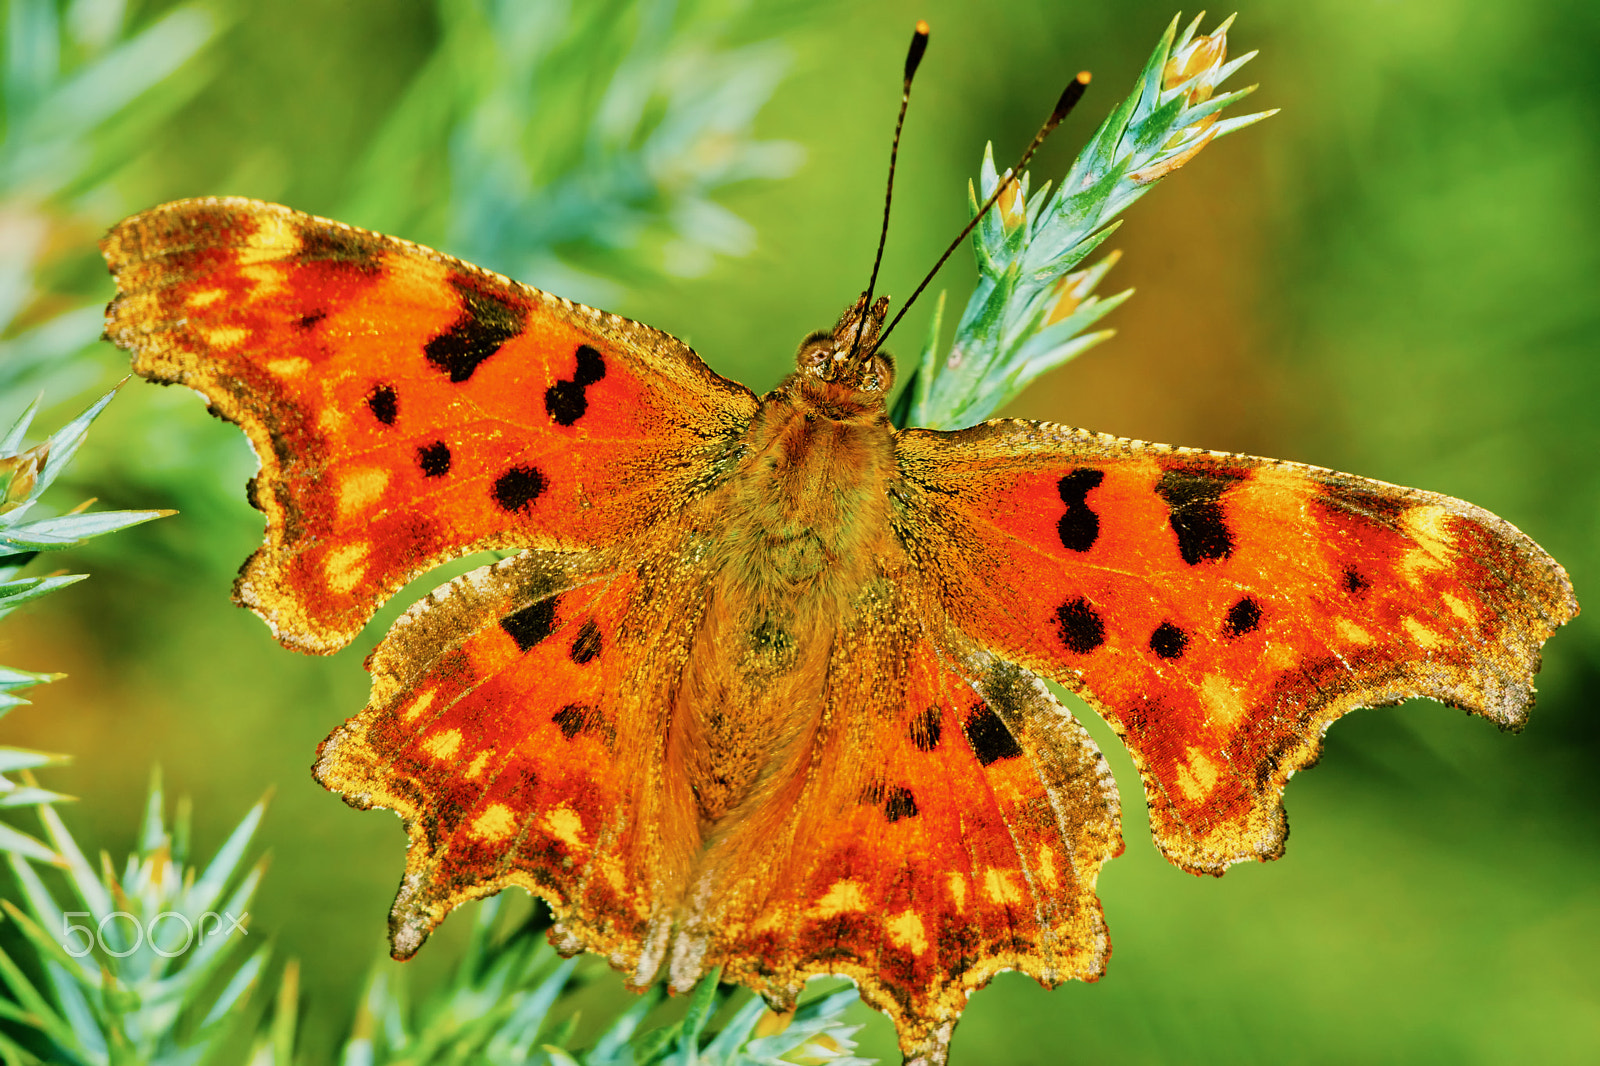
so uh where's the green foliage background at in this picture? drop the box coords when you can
[4,0,1597,1062]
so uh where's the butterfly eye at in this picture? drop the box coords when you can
[862,353,896,393]
[796,336,836,377]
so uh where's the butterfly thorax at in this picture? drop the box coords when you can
[670,302,906,827]
[699,295,900,605]
[719,373,898,591]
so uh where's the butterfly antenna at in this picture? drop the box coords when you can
[849,19,932,362]
[873,70,1092,353]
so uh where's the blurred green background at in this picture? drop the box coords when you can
[3,0,1597,1062]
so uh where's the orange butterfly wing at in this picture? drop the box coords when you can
[674,610,1121,1066]
[895,419,1578,874]
[313,541,711,967]
[102,198,757,652]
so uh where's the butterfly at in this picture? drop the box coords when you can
[101,196,1576,1065]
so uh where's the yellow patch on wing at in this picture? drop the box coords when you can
[324,542,371,595]
[1336,618,1374,645]
[338,467,391,520]
[1034,843,1059,893]
[982,868,1023,906]
[1403,618,1442,649]
[811,880,868,919]
[886,909,929,955]
[1399,547,1448,583]
[542,804,585,849]
[201,325,249,349]
[186,287,228,308]
[267,356,311,378]
[464,750,491,780]
[597,852,627,891]
[237,262,287,297]
[420,729,462,760]
[1176,748,1221,803]
[401,687,437,723]
[316,400,349,436]
[1200,672,1246,730]
[1403,503,1453,546]
[1441,592,1475,622]
[946,873,967,913]
[748,907,788,937]
[468,803,516,843]
[234,213,300,296]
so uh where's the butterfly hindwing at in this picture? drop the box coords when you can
[666,583,1120,1065]
[102,198,758,652]
[314,541,715,966]
[895,419,1577,873]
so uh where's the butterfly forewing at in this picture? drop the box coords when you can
[895,419,1578,873]
[103,198,757,652]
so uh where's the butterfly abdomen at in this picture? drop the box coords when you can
[666,379,908,825]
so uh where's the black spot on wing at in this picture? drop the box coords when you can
[908,706,943,752]
[1150,621,1188,659]
[298,222,383,274]
[1223,597,1261,637]
[964,704,1022,766]
[366,383,398,426]
[883,786,919,822]
[296,310,326,330]
[545,382,586,426]
[1056,468,1104,552]
[545,344,608,426]
[553,704,590,739]
[1316,479,1410,524]
[493,465,545,512]
[573,344,605,384]
[1343,568,1370,595]
[569,620,602,664]
[1155,467,1244,564]
[551,704,615,745]
[416,441,451,477]
[1055,596,1105,654]
[501,598,558,652]
[424,277,527,383]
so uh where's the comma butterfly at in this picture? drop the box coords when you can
[100,58,1576,1066]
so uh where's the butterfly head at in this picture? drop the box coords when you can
[794,294,895,401]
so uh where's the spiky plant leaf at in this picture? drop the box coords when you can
[0,772,268,1066]
[342,0,806,304]
[0,391,169,857]
[898,11,1276,429]
[0,0,224,399]
[323,895,875,1066]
